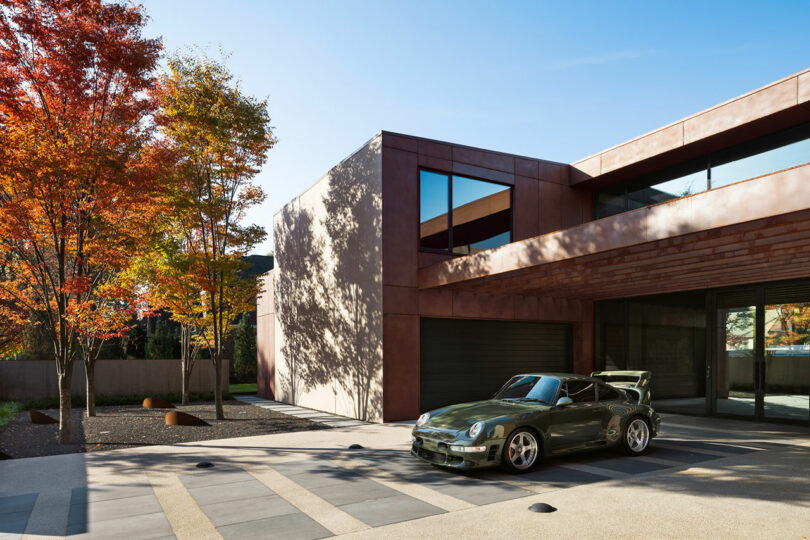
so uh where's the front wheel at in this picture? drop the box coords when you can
[501,429,540,473]
[622,417,651,455]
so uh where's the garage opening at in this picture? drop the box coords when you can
[420,318,573,412]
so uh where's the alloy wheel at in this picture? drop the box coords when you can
[508,431,538,469]
[626,418,650,453]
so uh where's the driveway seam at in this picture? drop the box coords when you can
[247,465,368,536]
[146,469,221,540]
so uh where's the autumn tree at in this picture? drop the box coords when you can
[132,234,207,405]
[0,0,163,441]
[156,54,274,419]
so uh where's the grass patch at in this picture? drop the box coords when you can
[0,401,23,429]
[19,391,234,411]
[229,383,257,395]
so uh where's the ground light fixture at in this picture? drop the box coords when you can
[528,503,557,513]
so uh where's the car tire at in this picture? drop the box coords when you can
[621,416,651,455]
[501,428,540,474]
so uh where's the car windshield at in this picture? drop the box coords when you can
[493,376,560,405]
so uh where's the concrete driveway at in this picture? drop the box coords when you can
[1,413,808,539]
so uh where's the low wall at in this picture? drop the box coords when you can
[0,359,229,401]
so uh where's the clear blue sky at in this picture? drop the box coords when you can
[140,0,810,255]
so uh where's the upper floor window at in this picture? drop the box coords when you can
[595,121,810,219]
[419,170,512,254]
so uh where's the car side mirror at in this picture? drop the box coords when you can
[555,397,573,407]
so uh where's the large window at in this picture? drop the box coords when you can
[595,121,810,219]
[420,170,512,254]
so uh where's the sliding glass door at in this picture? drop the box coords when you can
[714,285,810,422]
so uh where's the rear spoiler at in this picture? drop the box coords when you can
[590,371,651,405]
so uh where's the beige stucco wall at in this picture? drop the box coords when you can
[272,136,383,421]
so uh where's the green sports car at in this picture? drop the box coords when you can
[411,372,660,473]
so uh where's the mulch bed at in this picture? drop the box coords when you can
[0,400,330,459]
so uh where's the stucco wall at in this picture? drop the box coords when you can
[272,136,383,421]
[256,271,275,399]
[0,359,228,401]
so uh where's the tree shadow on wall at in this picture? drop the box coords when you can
[321,142,383,421]
[273,205,330,404]
[273,139,383,422]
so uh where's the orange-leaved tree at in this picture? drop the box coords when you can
[156,53,274,419]
[0,0,164,441]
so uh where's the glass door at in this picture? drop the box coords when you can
[763,302,810,421]
[716,292,758,418]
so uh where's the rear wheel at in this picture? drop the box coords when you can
[621,416,651,455]
[501,428,540,473]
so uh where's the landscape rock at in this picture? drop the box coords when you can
[142,397,176,409]
[165,410,209,426]
[29,410,58,424]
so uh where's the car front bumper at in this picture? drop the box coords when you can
[410,431,503,470]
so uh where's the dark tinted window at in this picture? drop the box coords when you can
[419,170,512,254]
[565,380,595,403]
[597,384,621,401]
[494,376,560,405]
[594,121,810,220]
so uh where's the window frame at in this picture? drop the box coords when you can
[596,383,621,402]
[563,379,597,404]
[418,167,514,255]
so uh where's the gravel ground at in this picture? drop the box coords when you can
[0,400,330,459]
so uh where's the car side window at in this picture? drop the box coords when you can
[565,380,596,403]
[597,384,620,402]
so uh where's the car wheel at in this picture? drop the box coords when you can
[622,416,651,455]
[501,428,540,473]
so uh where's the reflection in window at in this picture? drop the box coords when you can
[594,121,810,220]
[452,176,511,254]
[419,170,512,254]
[764,302,810,421]
[419,171,449,250]
[712,136,810,189]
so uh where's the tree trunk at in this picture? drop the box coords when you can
[58,371,72,444]
[85,360,96,417]
[213,354,224,419]
[181,324,192,405]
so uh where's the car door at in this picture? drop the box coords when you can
[596,382,625,442]
[548,379,603,452]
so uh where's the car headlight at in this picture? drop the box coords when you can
[450,445,487,453]
[416,413,430,426]
[468,421,484,438]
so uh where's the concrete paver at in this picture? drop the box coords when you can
[0,413,807,539]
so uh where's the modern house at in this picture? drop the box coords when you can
[257,68,810,425]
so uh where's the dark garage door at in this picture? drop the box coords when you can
[420,318,573,412]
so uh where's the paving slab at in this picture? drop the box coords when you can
[179,469,255,489]
[0,494,36,516]
[309,479,399,506]
[186,479,273,506]
[339,493,444,527]
[200,494,298,527]
[72,482,154,503]
[64,510,174,539]
[216,512,332,540]
[0,511,29,535]
[68,493,162,526]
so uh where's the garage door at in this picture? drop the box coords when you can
[420,318,573,412]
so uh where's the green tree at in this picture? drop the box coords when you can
[155,53,275,419]
[233,313,257,381]
[146,320,178,359]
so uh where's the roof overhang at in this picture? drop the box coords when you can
[569,69,810,190]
